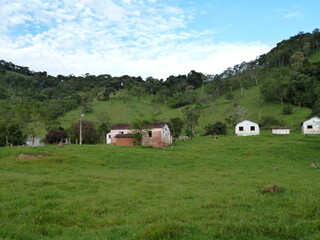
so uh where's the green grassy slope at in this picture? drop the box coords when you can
[58,48,318,133]
[59,96,182,128]
[309,49,320,63]
[1,134,320,239]
[199,86,310,132]
[59,86,310,134]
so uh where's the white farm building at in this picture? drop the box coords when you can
[302,116,320,134]
[235,120,260,136]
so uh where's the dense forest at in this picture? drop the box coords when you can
[0,28,320,145]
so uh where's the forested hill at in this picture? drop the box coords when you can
[0,28,320,136]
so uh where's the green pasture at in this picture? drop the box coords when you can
[1,133,320,239]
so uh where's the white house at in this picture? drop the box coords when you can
[235,120,260,136]
[302,116,320,134]
[272,128,290,135]
[106,122,172,147]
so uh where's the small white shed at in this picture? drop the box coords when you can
[302,116,320,134]
[25,137,45,147]
[235,120,260,136]
[272,128,290,135]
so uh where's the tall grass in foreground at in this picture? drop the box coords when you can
[0,133,320,239]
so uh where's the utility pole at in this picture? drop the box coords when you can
[80,113,84,145]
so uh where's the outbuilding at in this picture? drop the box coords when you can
[106,122,172,147]
[142,122,172,147]
[235,120,260,136]
[25,137,45,147]
[302,116,320,134]
[272,127,290,135]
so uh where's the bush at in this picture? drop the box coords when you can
[168,92,194,108]
[0,124,26,146]
[0,124,6,146]
[45,128,68,144]
[260,116,286,128]
[282,105,293,115]
[311,99,320,117]
[225,92,234,100]
[130,119,152,142]
[204,121,227,135]
[168,117,185,139]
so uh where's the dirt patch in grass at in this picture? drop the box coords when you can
[262,184,283,193]
[18,153,47,159]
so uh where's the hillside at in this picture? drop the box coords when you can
[59,86,311,134]
[0,29,320,142]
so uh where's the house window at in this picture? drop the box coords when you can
[108,135,111,139]
[148,131,152,137]
[119,131,124,134]
[239,126,244,131]
[250,126,255,131]
[307,125,313,129]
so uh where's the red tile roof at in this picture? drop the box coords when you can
[111,122,168,130]
[110,123,130,130]
[151,122,168,128]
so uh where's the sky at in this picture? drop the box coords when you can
[0,0,319,79]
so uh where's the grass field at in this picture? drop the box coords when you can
[1,133,320,239]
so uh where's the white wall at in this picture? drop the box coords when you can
[235,120,260,136]
[160,124,172,144]
[106,129,131,144]
[272,128,290,134]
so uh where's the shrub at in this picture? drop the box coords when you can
[0,124,6,146]
[130,119,152,143]
[282,105,293,115]
[0,124,26,146]
[204,121,227,135]
[45,128,68,144]
[260,116,286,128]
[262,184,283,193]
[311,99,320,117]
[225,92,234,100]
[168,117,185,139]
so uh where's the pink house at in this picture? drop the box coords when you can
[106,122,172,147]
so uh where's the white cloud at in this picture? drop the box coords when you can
[282,11,304,19]
[272,8,305,20]
[0,0,272,79]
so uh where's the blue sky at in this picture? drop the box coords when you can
[0,0,319,79]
